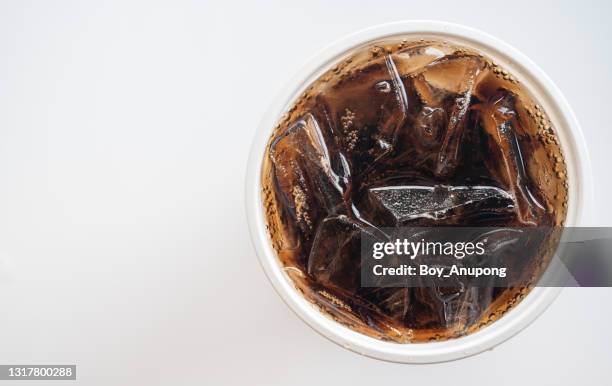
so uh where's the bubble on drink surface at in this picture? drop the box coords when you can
[261,36,568,342]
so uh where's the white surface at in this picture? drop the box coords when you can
[0,1,610,385]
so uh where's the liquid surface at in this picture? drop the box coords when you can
[262,37,568,342]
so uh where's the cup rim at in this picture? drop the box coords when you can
[245,20,592,363]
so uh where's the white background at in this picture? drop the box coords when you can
[0,1,610,385]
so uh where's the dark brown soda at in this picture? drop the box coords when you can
[261,37,568,342]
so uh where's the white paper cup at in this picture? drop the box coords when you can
[245,20,592,363]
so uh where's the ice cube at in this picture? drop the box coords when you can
[414,56,483,177]
[269,113,349,232]
[313,54,409,174]
[360,287,412,321]
[477,91,547,224]
[307,215,379,292]
[368,185,515,225]
[392,42,453,75]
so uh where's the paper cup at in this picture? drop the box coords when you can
[245,20,592,363]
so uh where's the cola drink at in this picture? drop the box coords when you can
[261,37,568,342]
